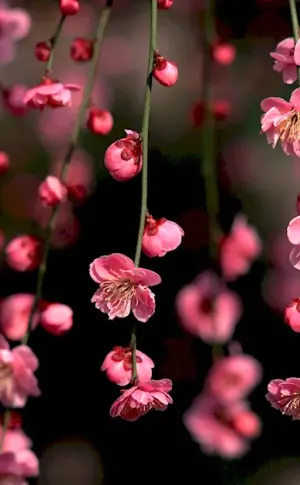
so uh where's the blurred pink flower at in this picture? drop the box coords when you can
[87,108,113,135]
[0,294,39,341]
[0,450,38,483]
[176,271,242,343]
[1,84,28,116]
[0,335,40,407]
[266,377,300,419]
[285,298,300,332]
[101,346,154,386]
[0,151,9,173]
[270,37,298,84]
[263,267,300,312]
[260,88,300,156]
[0,425,31,453]
[206,354,262,404]
[24,80,81,110]
[5,235,43,272]
[0,5,31,65]
[212,42,236,66]
[71,37,93,62]
[157,0,173,9]
[40,303,73,335]
[50,203,80,249]
[142,215,184,258]
[287,215,300,269]
[89,253,161,322]
[110,379,173,421]
[104,130,142,182]
[39,176,67,207]
[184,393,261,459]
[220,214,262,280]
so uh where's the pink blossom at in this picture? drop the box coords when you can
[0,294,39,341]
[270,37,297,84]
[87,108,113,135]
[39,176,67,207]
[142,215,184,257]
[60,0,79,15]
[153,51,178,87]
[206,355,262,404]
[285,298,300,332]
[0,425,30,453]
[0,335,40,407]
[1,84,28,117]
[104,130,142,181]
[176,271,242,343]
[184,393,261,459]
[266,377,300,419]
[71,37,93,62]
[40,303,73,335]
[0,450,39,483]
[287,215,300,269]
[5,235,43,272]
[260,88,300,156]
[89,253,161,322]
[157,0,173,9]
[212,42,236,66]
[0,152,9,174]
[24,79,81,110]
[110,379,173,421]
[220,215,262,280]
[0,5,31,65]
[101,346,154,386]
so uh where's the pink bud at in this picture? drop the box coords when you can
[1,84,28,117]
[104,129,142,181]
[0,152,9,174]
[35,41,51,62]
[142,215,184,257]
[213,100,231,121]
[101,346,154,386]
[60,0,79,15]
[157,0,173,9]
[40,303,73,335]
[87,108,113,135]
[233,410,261,438]
[285,298,300,332]
[0,294,40,340]
[212,42,236,66]
[5,235,43,272]
[39,176,67,207]
[153,51,178,87]
[71,37,94,62]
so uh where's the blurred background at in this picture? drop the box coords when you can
[1,0,300,484]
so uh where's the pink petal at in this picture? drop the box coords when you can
[283,64,297,84]
[287,216,300,244]
[0,335,9,350]
[129,268,162,286]
[260,96,291,113]
[132,286,155,322]
[290,87,300,110]
[89,253,135,282]
[294,39,300,65]
[270,52,288,62]
[23,83,63,104]
[7,9,31,40]
[276,37,295,54]
[63,84,82,91]
[290,244,300,270]
[13,346,38,371]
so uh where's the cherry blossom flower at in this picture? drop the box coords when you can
[40,303,73,335]
[266,377,300,419]
[206,355,262,404]
[89,253,161,322]
[104,130,142,181]
[0,450,39,484]
[24,79,81,110]
[39,176,67,207]
[1,84,28,116]
[184,393,261,459]
[110,379,173,421]
[0,5,31,65]
[219,215,262,280]
[285,298,300,332]
[212,42,236,66]
[0,294,39,341]
[270,37,297,84]
[5,235,43,272]
[101,346,154,386]
[87,108,113,135]
[0,335,40,407]
[176,271,242,343]
[260,88,300,156]
[153,51,178,87]
[142,215,184,257]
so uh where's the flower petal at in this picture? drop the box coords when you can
[89,253,134,282]
[287,216,300,244]
[260,96,291,113]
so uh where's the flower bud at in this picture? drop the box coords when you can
[87,108,113,135]
[157,0,173,9]
[71,37,93,62]
[5,235,43,272]
[153,51,178,87]
[39,176,67,207]
[60,0,79,15]
[35,41,51,62]
[104,129,142,181]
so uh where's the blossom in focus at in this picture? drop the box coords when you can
[266,377,300,419]
[285,298,300,332]
[153,51,178,87]
[24,79,81,110]
[60,0,80,15]
[1,84,28,116]
[270,37,297,84]
[260,88,300,156]
[90,253,161,322]
[212,42,236,66]
[0,151,9,174]
[87,108,113,135]
[220,215,262,280]
[0,335,40,407]
[184,393,261,459]
[142,214,184,257]
[287,215,300,269]
[206,355,262,404]
[5,235,43,272]
[71,37,93,62]
[104,130,142,181]
[40,303,73,335]
[0,5,31,65]
[0,294,39,341]
[176,271,242,343]
[101,346,154,386]
[39,176,67,207]
[110,379,173,421]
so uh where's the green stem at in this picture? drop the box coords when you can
[0,409,10,451]
[45,14,66,76]
[131,0,157,382]
[21,0,114,346]
[289,0,300,85]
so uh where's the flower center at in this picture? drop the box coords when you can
[277,110,300,143]
[0,363,12,391]
[100,279,136,303]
